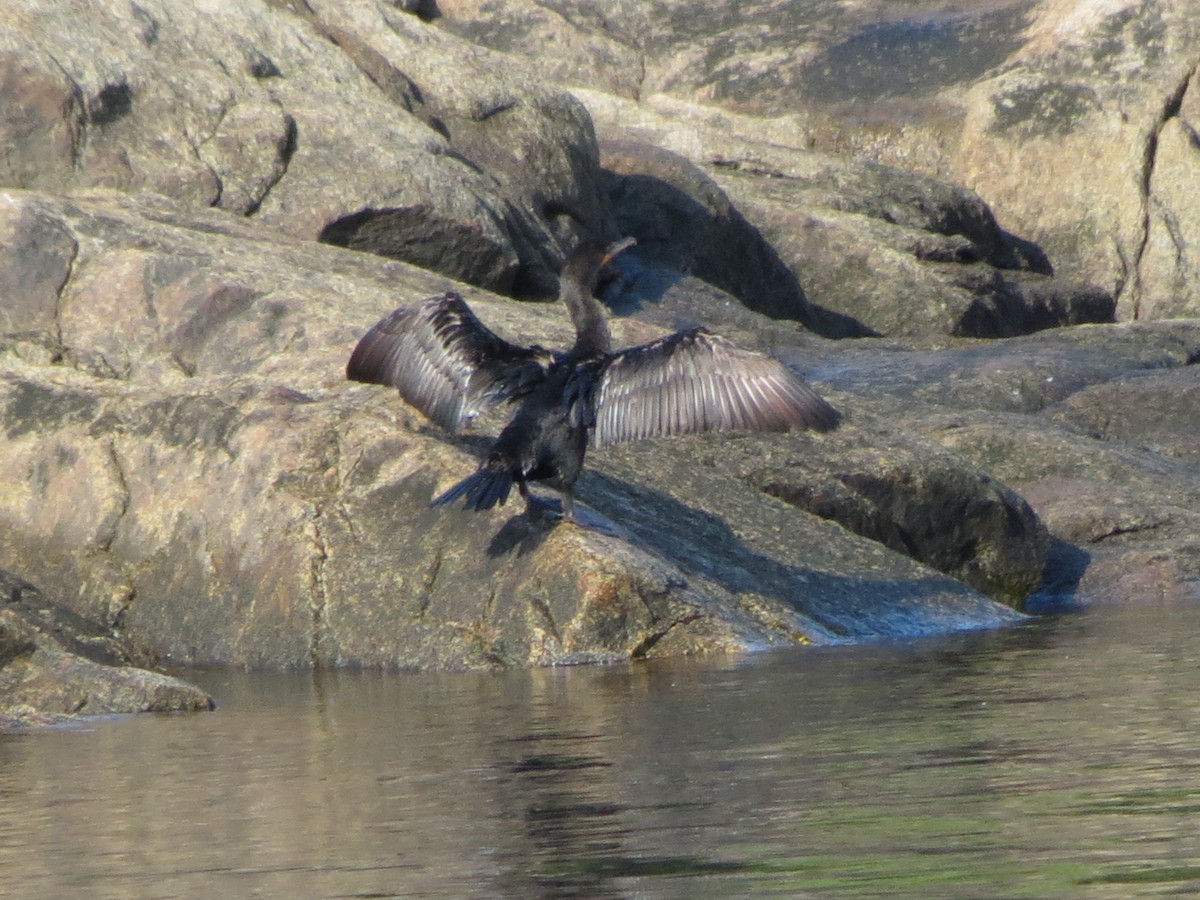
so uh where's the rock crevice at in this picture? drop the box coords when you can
[1129,61,1198,317]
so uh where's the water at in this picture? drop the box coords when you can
[4,603,1200,898]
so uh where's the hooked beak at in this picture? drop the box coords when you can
[601,236,637,266]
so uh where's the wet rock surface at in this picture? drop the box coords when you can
[1,570,213,730]
[2,1,1199,685]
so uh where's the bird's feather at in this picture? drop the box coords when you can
[588,328,840,448]
[346,291,554,431]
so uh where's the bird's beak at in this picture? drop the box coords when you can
[601,236,637,266]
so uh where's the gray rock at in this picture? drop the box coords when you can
[812,321,1200,608]
[4,1,1196,677]
[1,570,213,730]
[951,3,1200,321]
[0,0,606,297]
[434,1,1200,320]
[579,94,1113,338]
[1050,366,1200,463]
[931,408,1200,609]
[599,140,830,330]
[742,430,1049,606]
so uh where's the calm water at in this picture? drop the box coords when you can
[4,603,1200,898]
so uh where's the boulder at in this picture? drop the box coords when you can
[1,187,1027,670]
[810,320,1200,608]
[931,409,1200,609]
[1050,366,1200,463]
[598,139,830,331]
[743,430,1049,606]
[950,3,1200,321]
[4,0,1128,337]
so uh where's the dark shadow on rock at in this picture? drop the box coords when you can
[756,466,1044,601]
[1024,539,1090,614]
[950,268,1115,338]
[1,569,215,722]
[487,514,554,558]
[2,569,152,668]
[318,206,517,292]
[602,258,879,342]
[397,0,441,22]
[600,229,876,339]
[995,228,1054,275]
[804,304,882,339]
[85,82,133,127]
[600,146,875,339]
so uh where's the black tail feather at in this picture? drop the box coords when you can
[430,468,514,511]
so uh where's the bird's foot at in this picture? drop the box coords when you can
[522,494,628,538]
[523,494,567,524]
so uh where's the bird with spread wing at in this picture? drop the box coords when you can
[347,237,839,523]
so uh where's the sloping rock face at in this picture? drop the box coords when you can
[1,570,213,730]
[953,3,1200,322]
[435,0,1200,322]
[433,3,1120,337]
[817,322,1200,609]
[0,188,1031,671]
[2,0,1122,339]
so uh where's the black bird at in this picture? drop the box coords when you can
[346,237,840,522]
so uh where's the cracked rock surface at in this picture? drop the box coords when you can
[4,185,1199,675]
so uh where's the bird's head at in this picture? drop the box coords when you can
[561,236,637,293]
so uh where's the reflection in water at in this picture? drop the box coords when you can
[493,727,747,897]
[497,727,626,897]
[4,603,1200,897]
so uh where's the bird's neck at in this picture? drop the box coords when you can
[562,280,611,357]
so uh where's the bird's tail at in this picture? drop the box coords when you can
[430,466,514,511]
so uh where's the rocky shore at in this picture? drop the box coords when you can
[2,1,1198,724]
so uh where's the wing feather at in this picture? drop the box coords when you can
[591,328,840,448]
[347,291,552,431]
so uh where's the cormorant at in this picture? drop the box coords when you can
[346,237,840,522]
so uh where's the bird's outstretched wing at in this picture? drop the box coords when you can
[588,328,840,448]
[347,291,554,431]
